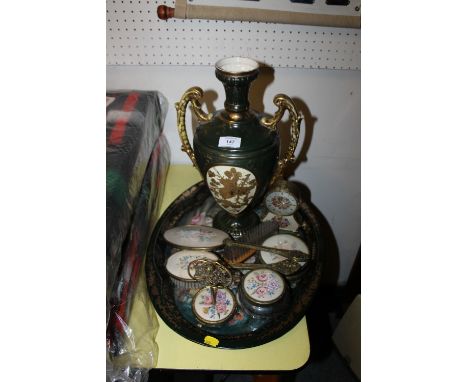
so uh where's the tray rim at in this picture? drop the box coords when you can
[145,181,324,349]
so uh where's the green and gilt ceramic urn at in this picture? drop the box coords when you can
[176,57,302,238]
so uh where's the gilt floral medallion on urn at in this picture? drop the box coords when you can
[176,56,302,238]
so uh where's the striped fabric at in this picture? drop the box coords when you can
[106,91,170,342]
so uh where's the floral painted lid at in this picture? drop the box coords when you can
[165,250,219,281]
[163,225,230,250]
[260,234,309,266]
[242,269,285,305]
[262,212,299,232]
[192,286,237,325]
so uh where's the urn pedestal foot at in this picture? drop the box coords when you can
[213,209,260,240]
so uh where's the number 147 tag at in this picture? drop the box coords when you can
[218,136,241,148]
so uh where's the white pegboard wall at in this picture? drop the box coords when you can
[189,0,361,16]
[106,0,360,70]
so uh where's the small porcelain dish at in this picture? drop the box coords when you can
[238,268,290,318]
[192,286,237,326]
[165,250,219,288]
[259,234,310,287]
[260,233,309,266]
[163,224,230,250]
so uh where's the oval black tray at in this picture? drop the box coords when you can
[146,181,324,349]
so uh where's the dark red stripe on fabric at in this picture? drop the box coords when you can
[108,92,140,145]
[114,231,140,332]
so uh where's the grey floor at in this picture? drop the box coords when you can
[211,346,358,382]
[295,349,358,382]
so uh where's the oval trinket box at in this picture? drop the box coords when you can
[163,225,230,250]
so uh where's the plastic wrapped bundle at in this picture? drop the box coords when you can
[107,134,170,345]
[106,91,170,381]
[106,91,167,323]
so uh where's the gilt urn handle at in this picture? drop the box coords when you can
[261,94,303,184]
[175,86,213,170]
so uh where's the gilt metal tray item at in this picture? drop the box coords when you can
[146,181,324,349]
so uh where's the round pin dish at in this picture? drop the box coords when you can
[238,268,291,318]
[192,286,237,326]
[165,250,219,288]
[163,225,230,250]
[260,234,309,267]
[260,233,310,287]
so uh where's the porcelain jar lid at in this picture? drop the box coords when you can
[241,268,286,305]
[192,286,237,325]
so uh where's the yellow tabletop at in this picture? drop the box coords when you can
[142,165,310,370]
